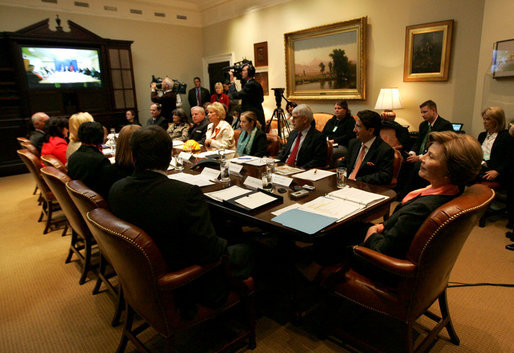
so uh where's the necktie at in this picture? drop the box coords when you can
[418,124,432,155]
[349,144,366,180]
[286,132,302,166]
[196,88,201,105]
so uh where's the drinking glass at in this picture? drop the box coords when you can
[336,167,347,188]
[261,170,273,190]
[220,160,230,183]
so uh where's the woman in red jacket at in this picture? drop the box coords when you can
[210,82,229,111]
[41,116,69,165]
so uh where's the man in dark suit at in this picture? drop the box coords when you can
[277,104,327,169]
[151,77,176,123]
[342,110,394,185]
[109,126,251,315]
[145,103,168,130]
[188,106,210,142]
[228,64,265,128]
[187,77,210,108]
[29,112,49,152]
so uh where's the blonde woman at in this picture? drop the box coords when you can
[66,112,94,159]
[210,82,229,109]
[204,102,235,150]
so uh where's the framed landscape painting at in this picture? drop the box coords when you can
[492,39,514,78]
[403,20,453,82]
[284,17,367,100]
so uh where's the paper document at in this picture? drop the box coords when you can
[271,174,293,187]
[275,165,304,175]
[328,186,387,206]
[243,176,263,189]
[200,167,220,179]
[230,156,259,164]
[272,209,337,235]
[108,157,115,164]
[173,140,185,147]
[245,158,268,167]
[205,185,252,202]
[299,196,363,222]
[168,172,214,187]
[294,169,335,181]
[235,192,277,210]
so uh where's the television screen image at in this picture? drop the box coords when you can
[21,47,102,88]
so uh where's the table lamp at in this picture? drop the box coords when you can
[374,88,402,120]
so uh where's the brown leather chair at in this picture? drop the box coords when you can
[17,149,63,234]
[41,154,68,174]
[233,129,242,145]
[326,140,334,169]
[320,184,494,353]
[66,180,123,326]
[41,167,96,285]
[20,141,40,157]
[388,149,403,189]
[266,133,281,157]
[17,136,31,145]
[313,112,333,132]
[86,208,256,353]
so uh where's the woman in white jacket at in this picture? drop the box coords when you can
[204,101,235,150]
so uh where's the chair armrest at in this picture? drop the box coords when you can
[158,259,222,291]
[353,246,417,277]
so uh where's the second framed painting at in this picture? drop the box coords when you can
[284,17,367,101]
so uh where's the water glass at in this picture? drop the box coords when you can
[261,171,273,190]
[175,156,183,171]
[265,158,275,174]
[220,160,230,183]
[336,167,347,188]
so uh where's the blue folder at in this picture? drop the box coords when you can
[271,209,337,235]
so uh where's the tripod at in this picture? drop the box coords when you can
[265,88,291,141]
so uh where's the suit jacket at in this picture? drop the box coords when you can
[67,145,111,197]
[188,118,210,142]
[188,87,210,107]
[343,137,394,185]
[411,115,453,155]
[151,90,177,122]
[478,129,514,177]
[321,114,355,147]
[278,127,327,169]
[29,129,45,152]
[229,78,265,127]
[364,193,456,258]
[145,115,168,130]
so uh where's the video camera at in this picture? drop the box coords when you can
[151,75,187,94]
[223,59,253,81]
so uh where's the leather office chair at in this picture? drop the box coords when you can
[266,133,281,157]
[320,184,494,353]
[388,149,403,189]
[86,208,256,353]
[41,167,97,285]
[17,149,63,234]
[66,179,123,326]
[20,141,40,158]
[326,140,334,169]
[18,137,39,195]
[313,112,333,132]
[41,154,68,174]
[233,129,242,145]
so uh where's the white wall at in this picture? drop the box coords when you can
[202,0,485,131]
[0,5,204,121]
[472,0,514,136]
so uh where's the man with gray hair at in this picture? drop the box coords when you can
[151,77,177,123]
[277,104,327,169]
[30,112,50,152]
[188,106,210,142]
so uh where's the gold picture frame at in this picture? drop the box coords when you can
[285,17,367,101]
[403,20,453,82]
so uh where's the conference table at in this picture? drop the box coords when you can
[168,150,397,243]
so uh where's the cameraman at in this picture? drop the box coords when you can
[228,64,265,128]
[151,77,177,124]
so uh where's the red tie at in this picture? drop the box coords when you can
[349,144,366,180]
[197,88,201,105]
[286,132,302,166]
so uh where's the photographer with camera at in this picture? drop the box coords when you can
[151,77,177,124]
[228,62,265,128]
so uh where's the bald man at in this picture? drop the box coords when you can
[30,112,50,152]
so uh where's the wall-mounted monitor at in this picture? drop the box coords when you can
[21,46,103,89]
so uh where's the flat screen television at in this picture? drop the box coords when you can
[21,46,103,89]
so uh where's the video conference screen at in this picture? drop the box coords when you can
[21,46,102,89]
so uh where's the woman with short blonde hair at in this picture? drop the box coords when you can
[204,102,234,150]
[66,112,94,159]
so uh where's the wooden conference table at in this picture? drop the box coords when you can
[169,151,396,243]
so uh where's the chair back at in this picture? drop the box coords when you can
[326,140,334,168]
[17,136,30,146]
[313,112,333,132]
[41,167,89,238]
[403,184,494,320]
[20,141,40,157]
[86,208,172,334]
[388,149,403,188]
[266,133,281,157]
[66,180,108,220]
[233,129,242,145]
[17,149,52,201]
[41,154,68,174]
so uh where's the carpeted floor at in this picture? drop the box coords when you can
[0,172,513,353]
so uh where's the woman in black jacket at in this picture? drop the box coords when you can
[235,111,267,157]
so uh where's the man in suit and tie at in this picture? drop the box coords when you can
[341,110,394,185]
[187,77,210,109]
[277,104,327,169]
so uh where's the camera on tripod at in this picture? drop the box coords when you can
[223,59,253,81]
[272,88,285,109]
[151,75,187,94]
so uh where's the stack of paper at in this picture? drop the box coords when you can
[274,165,304,175]
[205,185,252,202]
[234,192,277,210]
[328,187,387,206]
[294,169,335,181]
[168,167,220,187]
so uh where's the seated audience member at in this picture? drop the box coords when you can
[151,77,176,123]
[145,103,168,130]
[322,100,356,161]
[340,110,394,185]
[210,82,230,110]
[41,116,69,165]
[236,111,267,157]
[314,131,483,266]
[277,104,327,169]
[166,108,190,142]
[477,107,513,184]
[109,126,252,314]
[29,112,49,152]
[230,105,242,130]
[204,102,235,150]
[123,109,141,127]
[66,112,94,160]
[67,122,111,197]
[188,106,210,142]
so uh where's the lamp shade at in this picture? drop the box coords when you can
[374,88,402,110]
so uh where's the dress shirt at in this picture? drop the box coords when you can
[354,136,376,168]
[481,131,497,161]
[288,126,311,164]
